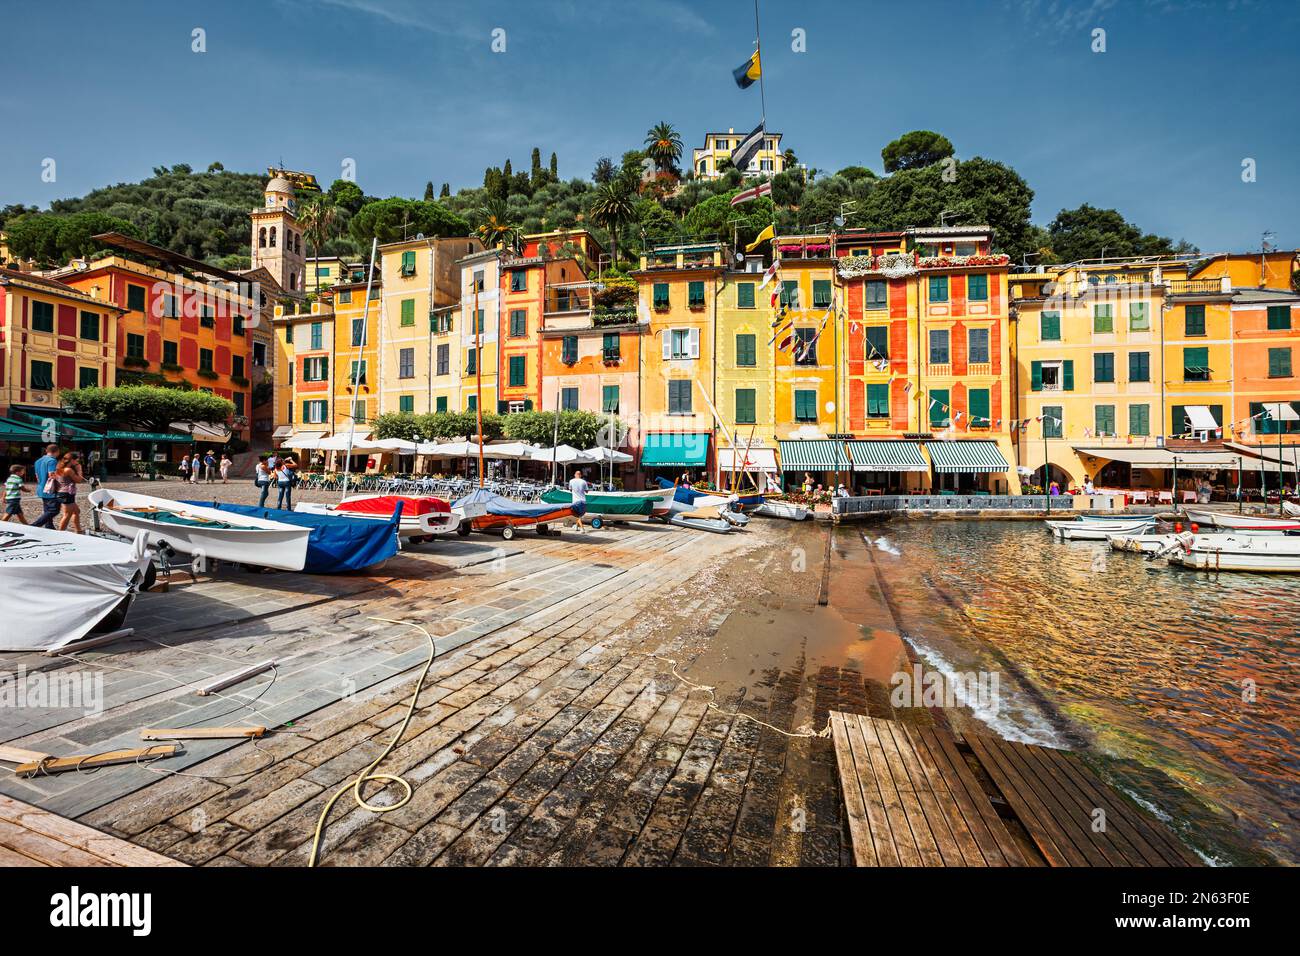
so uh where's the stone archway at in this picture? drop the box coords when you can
[1031,462,1074,490]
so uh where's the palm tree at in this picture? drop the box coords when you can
[298,193,338,291]
[644,122,683,174]
[475,196,519,251]
[589,181,637,270]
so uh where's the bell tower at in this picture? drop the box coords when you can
[250,170,305,296]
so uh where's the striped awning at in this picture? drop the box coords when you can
[925,440,1011,473]
[844,441,927,473]
[778,440,852,471]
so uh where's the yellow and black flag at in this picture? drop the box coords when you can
[733,49,761,89]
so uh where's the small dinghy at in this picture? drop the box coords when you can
[755,500,812,521]
[1045,515,1156,540]
[187,501,399,573]
[453,488,574,540]
[669,512,733,534]
[0,524,153,652]
[90,488,311,571]
[540,488,656,527]
[1108,532,1181,554]
[296,494,463,538]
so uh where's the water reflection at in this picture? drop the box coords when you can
[864,520,1299,865]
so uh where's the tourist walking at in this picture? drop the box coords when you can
[203,449,217,483]
[4,464,27,524]
[53,452,84,534]
[219,454,232,483]
[31,444,61,529]
[254,454,273,507]
[274,456,298,509]
[568,468,589,533]
[178,454,191,482]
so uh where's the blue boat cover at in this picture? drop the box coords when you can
[183,501,399,573]
[453,487,564,519]
[653,477,760,509]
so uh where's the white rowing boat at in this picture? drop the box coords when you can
[1168,533,1300,573]
[754,500,812,521]
[1183,508,1300,531]
[89,488,311,571]
[0,524,153,652]
[1046,515,1157,540]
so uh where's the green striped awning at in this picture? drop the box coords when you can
[925,440,1011,474]
[641,432,710,468]
[778,440,851,471]
[844,441,927,473]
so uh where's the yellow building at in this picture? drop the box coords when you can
[377,236,480,417]
[769,237,841,445]
[329,282,381,432]
[633,241,727,478]
[456,248,501,415]
[273,299,335,439]
[692,129,785,180]
[715,267,777,452]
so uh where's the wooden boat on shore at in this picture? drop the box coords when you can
[1168,533,1300,573]
[89,488,311,571]
[669,512,733,534]
[1046,515,1157,540]
[1184,508,1300,531]
[539,488,656,526]
[296,494,464,538]
[453,488,573,540]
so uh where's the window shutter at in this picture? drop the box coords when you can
[689,328,700,358]
[1031,361,1043,391]
[1063,360,1075,391]
[662,331,671,360]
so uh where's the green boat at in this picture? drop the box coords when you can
[540,488,655,526]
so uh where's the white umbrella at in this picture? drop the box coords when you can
[315,432,373,451]
[481,441,535,460]
[529,444,595,465]
[417,440,479,457]
[584,446,633,464]
[285,433,324,450]
[367,438,419,453]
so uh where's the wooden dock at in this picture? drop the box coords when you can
[829,712,1199,867]
[0,794,184,867]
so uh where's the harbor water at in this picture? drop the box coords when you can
[860,519,1299,866]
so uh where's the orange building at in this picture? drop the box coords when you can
[1228,288,1299,447]
[56,234,256,439]
[539,282,642,427]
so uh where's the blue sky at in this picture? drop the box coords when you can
[2,0,1297,253]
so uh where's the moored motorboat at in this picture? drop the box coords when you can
[1168,532,1300,573]
[1108,532,1181,554]
[1183,508,1300,532]
[296,494,462,537]
[1046,515,1156,540]
[89,488,311,571]
[187,501,400,573]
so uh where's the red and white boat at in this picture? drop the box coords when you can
[296,494,467,538]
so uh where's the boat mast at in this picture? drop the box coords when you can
[342,237,378,499]
[475,274,485,488]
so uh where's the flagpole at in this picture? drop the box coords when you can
[753,0,767,131]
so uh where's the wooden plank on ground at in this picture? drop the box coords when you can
[966,733,1199,868]
[0,794,185,867]
[827,712,1027,867]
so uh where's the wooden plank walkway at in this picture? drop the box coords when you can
[0,793,184,866]
[965,733,1200,867]
[828,712,1025,866]
[829,712,1199,867]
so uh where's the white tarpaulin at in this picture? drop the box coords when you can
[0,525,151,652]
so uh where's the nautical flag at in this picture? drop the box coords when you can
[770,289,780,307]
[759,258,780,290]
[731,122,766,175]
[903,381,914,395]
[745,222,775,253]
[732,49,761,89]
[731,181,773,207]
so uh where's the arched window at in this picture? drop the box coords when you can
[258,227,267,248]
[294,233,302,255]
[289,272,296,291]
[270,227,277,248]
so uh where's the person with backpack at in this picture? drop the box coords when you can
[254,454,273,507]
[274,456,298,509]
[31,444,62,529]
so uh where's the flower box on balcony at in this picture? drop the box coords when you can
[123,355,149,369]
[197,368,219,380]
[230,375,250,387]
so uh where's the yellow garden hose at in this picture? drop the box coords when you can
[308,617,437,867]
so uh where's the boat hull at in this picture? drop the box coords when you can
[540,489,655,521]
[1047,516,1156,540]
[89,488,310,571]
[1170,534,1300,572]
[296,495,463,537]
[1184,508,1300,531]
[755,501,812,521]
[669,514,732,534]
[1108,533,1180,554]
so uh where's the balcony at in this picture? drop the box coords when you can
[967,362,992,377]
[1168,278,1230,296]
[927,363,952,378]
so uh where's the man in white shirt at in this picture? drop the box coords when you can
[568,469,590,532]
